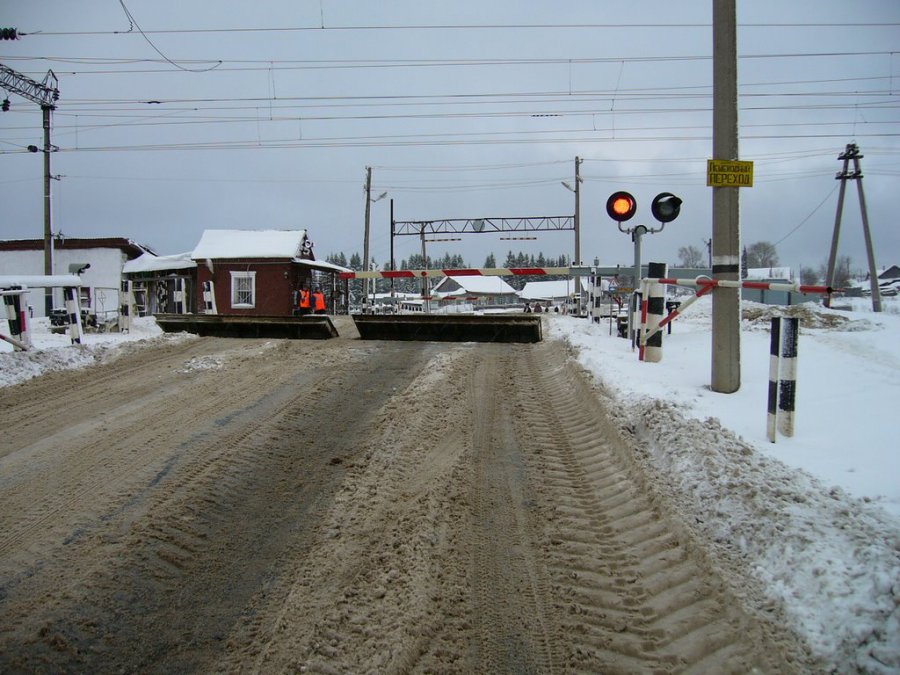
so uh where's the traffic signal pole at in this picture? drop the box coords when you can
[711,0,741,393]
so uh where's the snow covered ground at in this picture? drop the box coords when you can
[549,295,900,673]
[2,300,899,672]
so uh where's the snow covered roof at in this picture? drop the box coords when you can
[122,251,196,274]
[433,275,518,296]
[520,278,590,300]
[292,258,352,273]
[191,229,307,260]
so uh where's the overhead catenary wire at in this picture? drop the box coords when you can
[17,21,900,37]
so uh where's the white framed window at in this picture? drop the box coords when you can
[230,271,256,308]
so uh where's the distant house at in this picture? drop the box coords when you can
[520,278,589,305]
[878,265,900,280]
[190,229,350,317]
[431,275,519,307]
[0,236,148,318]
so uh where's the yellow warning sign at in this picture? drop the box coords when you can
[707,159,754,187]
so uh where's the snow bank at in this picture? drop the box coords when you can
[549,297,900,673]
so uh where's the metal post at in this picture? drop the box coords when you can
[711,0,741,393]
[389,198,395,298]
[627,225,645,345]
[574,156,582,315]
[420,225,429,313]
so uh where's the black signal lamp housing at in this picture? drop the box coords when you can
[650,192,682,223]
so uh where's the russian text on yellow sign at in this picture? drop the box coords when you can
[707,159,754,187]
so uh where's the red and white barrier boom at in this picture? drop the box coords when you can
[339,266,572,280]
[639,276,833,349]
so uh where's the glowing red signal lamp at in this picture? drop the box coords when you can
[606,191,637,222]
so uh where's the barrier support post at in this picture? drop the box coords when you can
[643,262,668,362]
[2,287,32,351]
[64,286,84,345]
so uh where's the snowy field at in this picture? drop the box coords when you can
[2,300,899,672]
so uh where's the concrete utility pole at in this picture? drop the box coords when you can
[711,0,741,393]
[825,143,882,312]
[363,166,373,310]
[574,156,582,265]
[1,63,60,313]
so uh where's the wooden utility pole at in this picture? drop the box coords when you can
[825,143,882,312]
[711,0,741,393]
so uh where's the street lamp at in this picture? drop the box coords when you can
[562,156,583,313]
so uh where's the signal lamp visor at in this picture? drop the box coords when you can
[650,192,682,223]
[606,191,636,222]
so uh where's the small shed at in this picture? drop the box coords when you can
[191,229,348,316]
[122,252,198,315]
[432,275,519,308]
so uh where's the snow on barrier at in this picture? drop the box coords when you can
[1,274,85,349]
[1,287,31,351]
[768,317,799,442]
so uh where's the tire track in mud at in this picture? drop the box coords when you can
[0,334,206,435]
[0,340,300,562]
[0,338,428,673]
[514,340,803,673]
[468,345,562,673]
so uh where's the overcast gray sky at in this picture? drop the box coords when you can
[2,1,899,274]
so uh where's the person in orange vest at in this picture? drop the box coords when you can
[298,287,312,315]
[312,287,326,314]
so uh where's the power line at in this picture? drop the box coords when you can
[20,22,900,37]
[773,184,840,247]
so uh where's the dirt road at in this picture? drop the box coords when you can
[0,324,812,673]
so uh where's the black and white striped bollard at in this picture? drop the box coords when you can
[767,316,799,442]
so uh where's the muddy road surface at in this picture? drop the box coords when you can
[0,325,811,673]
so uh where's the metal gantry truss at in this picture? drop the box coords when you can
[0,63,59,108]
[392,215,574,236]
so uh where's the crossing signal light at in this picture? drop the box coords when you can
[0,28,17,40]
[606,191,637,222]
[651,192,682,223]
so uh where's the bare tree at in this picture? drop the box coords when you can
[677,245,705,268]
[745,241,779,269]
[800,266,819,285]
[821,256,853,289]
